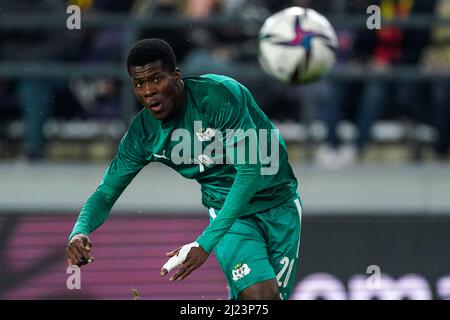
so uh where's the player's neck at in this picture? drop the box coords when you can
[172,79,185,117]
[163,80,186,124]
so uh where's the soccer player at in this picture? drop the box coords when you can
[66,38,302,300]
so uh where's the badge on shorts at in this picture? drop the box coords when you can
[232,263,251,281]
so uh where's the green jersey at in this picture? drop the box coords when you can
[70,74,298,253]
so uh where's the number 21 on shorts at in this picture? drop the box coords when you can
[276,256,295,288]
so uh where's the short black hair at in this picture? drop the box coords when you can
[126,38,176,74]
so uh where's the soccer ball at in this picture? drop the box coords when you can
[258,6,339,85]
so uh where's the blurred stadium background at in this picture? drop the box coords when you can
[1,0,450,300]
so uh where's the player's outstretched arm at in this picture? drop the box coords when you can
[66,234,94,267]
[66,119,148,267]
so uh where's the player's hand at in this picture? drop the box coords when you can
[160,244,209,281]
[66,234,94,267]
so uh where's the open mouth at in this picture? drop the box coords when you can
[148,101,162,112]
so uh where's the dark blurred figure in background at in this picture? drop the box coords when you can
[0,0,136,161]
[68,0,135,120]
[0,80,19,157]
[131,0,203,64]
[416,0,450,159]
[294,0,364,168]
[0,0,77,160]
[315,0,434,168]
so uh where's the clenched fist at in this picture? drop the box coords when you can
[66,234,94,267]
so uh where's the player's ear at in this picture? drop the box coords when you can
[173,68,181,82]
[173,68,181,86]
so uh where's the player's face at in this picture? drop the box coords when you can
[130,60,182,121]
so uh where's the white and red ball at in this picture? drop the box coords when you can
[258,6,339,84]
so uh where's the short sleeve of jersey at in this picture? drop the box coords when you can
[194,78,263,253]
[203,80,257,134]
[201,80,259,168]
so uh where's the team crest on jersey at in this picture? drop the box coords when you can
[195,127,216,142]
[232,263,251,281]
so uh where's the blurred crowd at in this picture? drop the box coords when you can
[309,0,450,168]
[0,0,449,165]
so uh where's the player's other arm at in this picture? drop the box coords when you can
[195,139,262,254]
[197,82,262,253]
[162,161,261,281]
[164,83,262,281]
[66,129,148,267]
